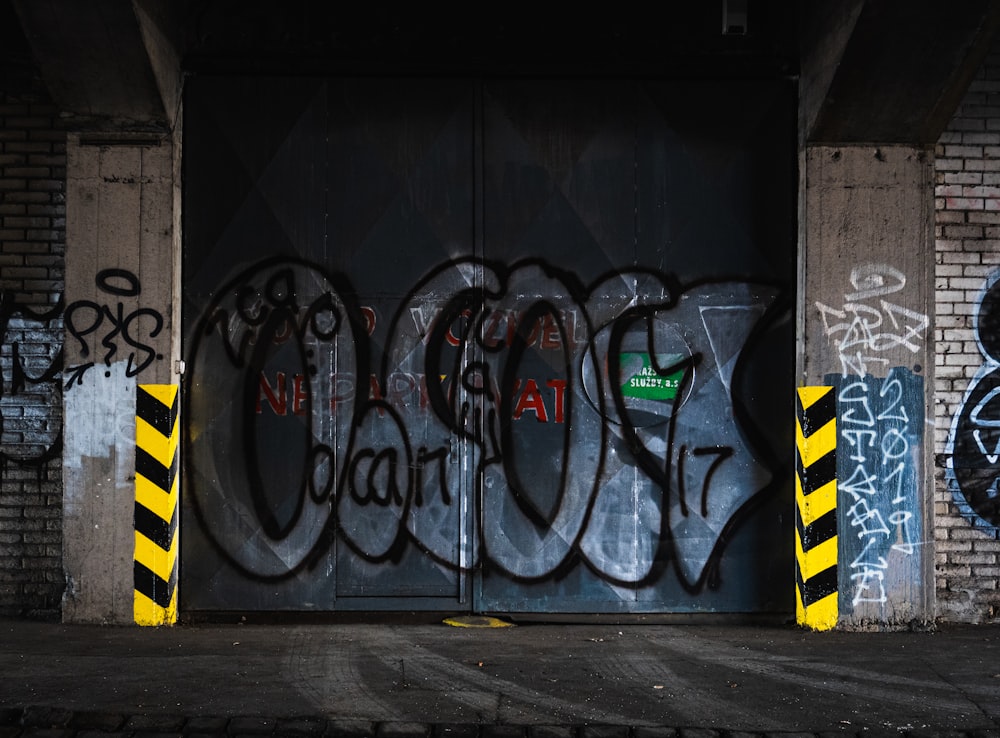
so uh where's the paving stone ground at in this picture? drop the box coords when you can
[1,711,999,738]
[2,620,999,737]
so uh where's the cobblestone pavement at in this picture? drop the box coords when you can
[1,709,999,738]
[1,708,1000,738]
[3,619,1000,737]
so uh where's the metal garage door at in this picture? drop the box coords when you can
[181,75,795,615]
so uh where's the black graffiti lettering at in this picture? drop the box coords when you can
[240,289,326,541]
[415,445,451,507]
[64,301,102,355]
[64,269,165,382]
[63,362,94,389]
[675,445,734,519]
[236,284,267,326]
[305,293,341,341]
[494,300,572,529]
[204,308,251,367]
[96,268,140,297]
[122,307,164,376]
[677,444,689,517]
[693,446,735,518]
[185,256,786,591]
[0,293,63,469]
[477,309,506,351]
[308,444,335,504]
[9,338,61,392]
[266,269,298,311]
[354,447,405,507]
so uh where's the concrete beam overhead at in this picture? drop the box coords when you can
[10,0,169,128]
[805,0,1000,144]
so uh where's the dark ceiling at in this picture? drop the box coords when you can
[3,0,1000,144]
[175,2,800,77]
[0,0,38,93]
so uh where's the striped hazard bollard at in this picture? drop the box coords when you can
[795,386,838,631]
[134,384,179,626]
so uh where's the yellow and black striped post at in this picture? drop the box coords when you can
[134,384,179,626]
[795,386,838,631]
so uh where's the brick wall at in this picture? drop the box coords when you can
[934,44,1000,624]
[0,83,65,620]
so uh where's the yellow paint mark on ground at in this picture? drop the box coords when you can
[442,615,515,628]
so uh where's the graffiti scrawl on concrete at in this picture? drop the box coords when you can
[64,268,165,387]
[817,263,927,614]
[836,369,923,606]
[0,268,167,475]
[815,264,930,379]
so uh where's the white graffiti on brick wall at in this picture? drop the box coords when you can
[815,264,930,378]
[947,270,1000,529]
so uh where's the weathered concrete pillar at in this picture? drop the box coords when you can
[799,144,936,627]
[61,132,180,624]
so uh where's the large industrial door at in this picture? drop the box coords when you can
[181,76,795,614]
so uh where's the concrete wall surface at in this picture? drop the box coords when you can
[800,144,936,627]
[61,135,176,624]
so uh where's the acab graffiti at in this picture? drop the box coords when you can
[186,256,786,590]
